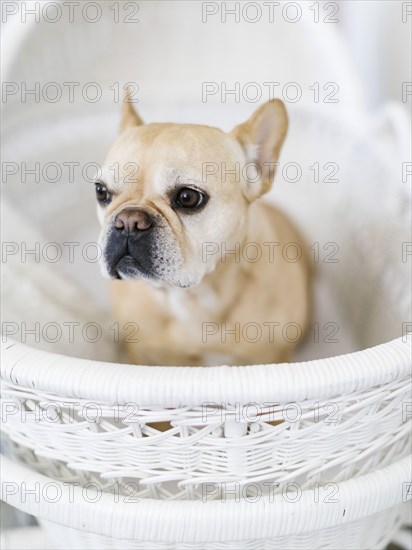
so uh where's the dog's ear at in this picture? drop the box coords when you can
[119,87,144,134]
[231,100,288,201]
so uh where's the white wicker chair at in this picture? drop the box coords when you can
[1,336,411,548]
[1,2,411,548]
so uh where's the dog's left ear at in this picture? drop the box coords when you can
[231,100,288,201]
[119,87,144,134]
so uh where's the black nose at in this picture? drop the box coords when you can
[115,208,153,233]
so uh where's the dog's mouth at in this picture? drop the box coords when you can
[114,254,134,280]
[115,253,153,280]
[101,222,188,286]
[103,227,156,281]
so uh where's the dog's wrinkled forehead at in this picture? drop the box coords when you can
[101,123,245,195]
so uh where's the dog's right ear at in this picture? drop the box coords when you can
[119,87,144,134]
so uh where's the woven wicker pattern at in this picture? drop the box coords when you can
[2,453,411,548]
[2,337,411,501]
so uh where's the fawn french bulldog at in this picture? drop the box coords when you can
[96,95,310,366]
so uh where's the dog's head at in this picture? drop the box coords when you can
[96,95,288,287]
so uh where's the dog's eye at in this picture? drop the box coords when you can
[174,187,207,210]
[95,183,112,205]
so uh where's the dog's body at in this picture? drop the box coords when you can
[111,200,309,366]
[97,98,310,366]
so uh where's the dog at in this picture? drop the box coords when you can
[96,95,310,366]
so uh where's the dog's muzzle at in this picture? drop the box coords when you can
[104,207,156,280]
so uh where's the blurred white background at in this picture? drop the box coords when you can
[2,0,411,108]
[338,0,411,108]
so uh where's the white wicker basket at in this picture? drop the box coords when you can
[1,2,412,548]
[1,336,412,549]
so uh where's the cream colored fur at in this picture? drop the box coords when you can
[97,97,310,366]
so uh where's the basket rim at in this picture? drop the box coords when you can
[1,453,410,543]
[1,335,410,406]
